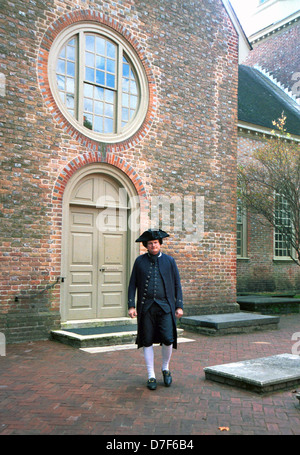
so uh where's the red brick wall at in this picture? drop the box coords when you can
[0,0,239,342]
[237,132,300,292]
[244,19,300,93]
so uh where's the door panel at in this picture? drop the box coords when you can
[69,293,93,309]
[66,177,128,321]
[67,208,97,319]
[98,232,126,318]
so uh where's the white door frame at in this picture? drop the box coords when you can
[60,163,140,322]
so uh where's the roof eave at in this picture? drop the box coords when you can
[222,0,252,63]
[238,120,300,142]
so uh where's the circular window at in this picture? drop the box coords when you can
[48,23,149,143]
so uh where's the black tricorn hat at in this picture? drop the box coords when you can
[135,229,169,243]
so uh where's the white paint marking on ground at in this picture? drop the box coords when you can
[80,337,195,354]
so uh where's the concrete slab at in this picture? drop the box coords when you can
[180,312,279,336]
[204,353,300,393]
[237,296,300,314]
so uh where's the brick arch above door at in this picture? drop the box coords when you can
[52,151,147,206]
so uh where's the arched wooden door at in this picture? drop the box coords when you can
[64,172,129,321]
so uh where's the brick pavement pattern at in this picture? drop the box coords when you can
[0,314,300,435]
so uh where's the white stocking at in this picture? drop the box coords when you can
[143,345,155,379]
[162,343,173,371]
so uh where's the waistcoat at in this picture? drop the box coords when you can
[142,253,170,313]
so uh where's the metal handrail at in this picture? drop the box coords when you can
[14,276,64,302]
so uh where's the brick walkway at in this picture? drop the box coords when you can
[0,314,300,435]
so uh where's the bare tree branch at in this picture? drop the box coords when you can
[238,113,300,265]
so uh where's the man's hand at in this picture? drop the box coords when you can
[175,308,183,319]
[128,307,137,318]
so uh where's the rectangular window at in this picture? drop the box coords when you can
[237,198,247,258]
[274,194,292,258]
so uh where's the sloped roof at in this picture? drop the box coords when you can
[238,65,300,136]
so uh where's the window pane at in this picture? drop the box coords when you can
[85,52,94,67]
[84,83,93,98]
[96,37,105,55]
[86,35,95,52]
[95,86,104,100]
[122,78,129,92]
[96,70,105,85]
[122,93,129,107]
[96,55,105,71]
[94,116,103,133]
[85,67,94,82]
[131,80,137,95]
[94,101,103,115]
[106,73,115,89]
[67,61,75,77]
[57,74,65,90]
[106,59,115,73]
[123,62,129,77]
[130,96,137,109]
[83,114,93,130]
[66,77,74,92]
[66,94,74,108]
[104,117,113,133]
[67,45,75,61]
[105,89,114,104]
[106,41,116,59]
[84,97,93,112]
[122,107,129,121]
[57,59,65,74]
[105,103,114,118]
[59,47,66,59]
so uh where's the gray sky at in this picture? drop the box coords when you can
[229,0,258,34]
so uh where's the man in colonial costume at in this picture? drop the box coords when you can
[128,229,183,390]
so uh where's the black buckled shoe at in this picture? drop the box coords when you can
[147,378,157,390]
[162,370,172,387]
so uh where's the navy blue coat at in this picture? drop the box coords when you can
[128,252,183,348]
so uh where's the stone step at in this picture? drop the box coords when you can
[51,320,184,348]
[51,324,138,348]
[179,312,280,336]
[237,295,300,314]
[61,317,137,330]
[204,353,300,394]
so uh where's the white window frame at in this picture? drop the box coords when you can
[237,198,247,258]
[48,23,149,144]
[274,193,293,260]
